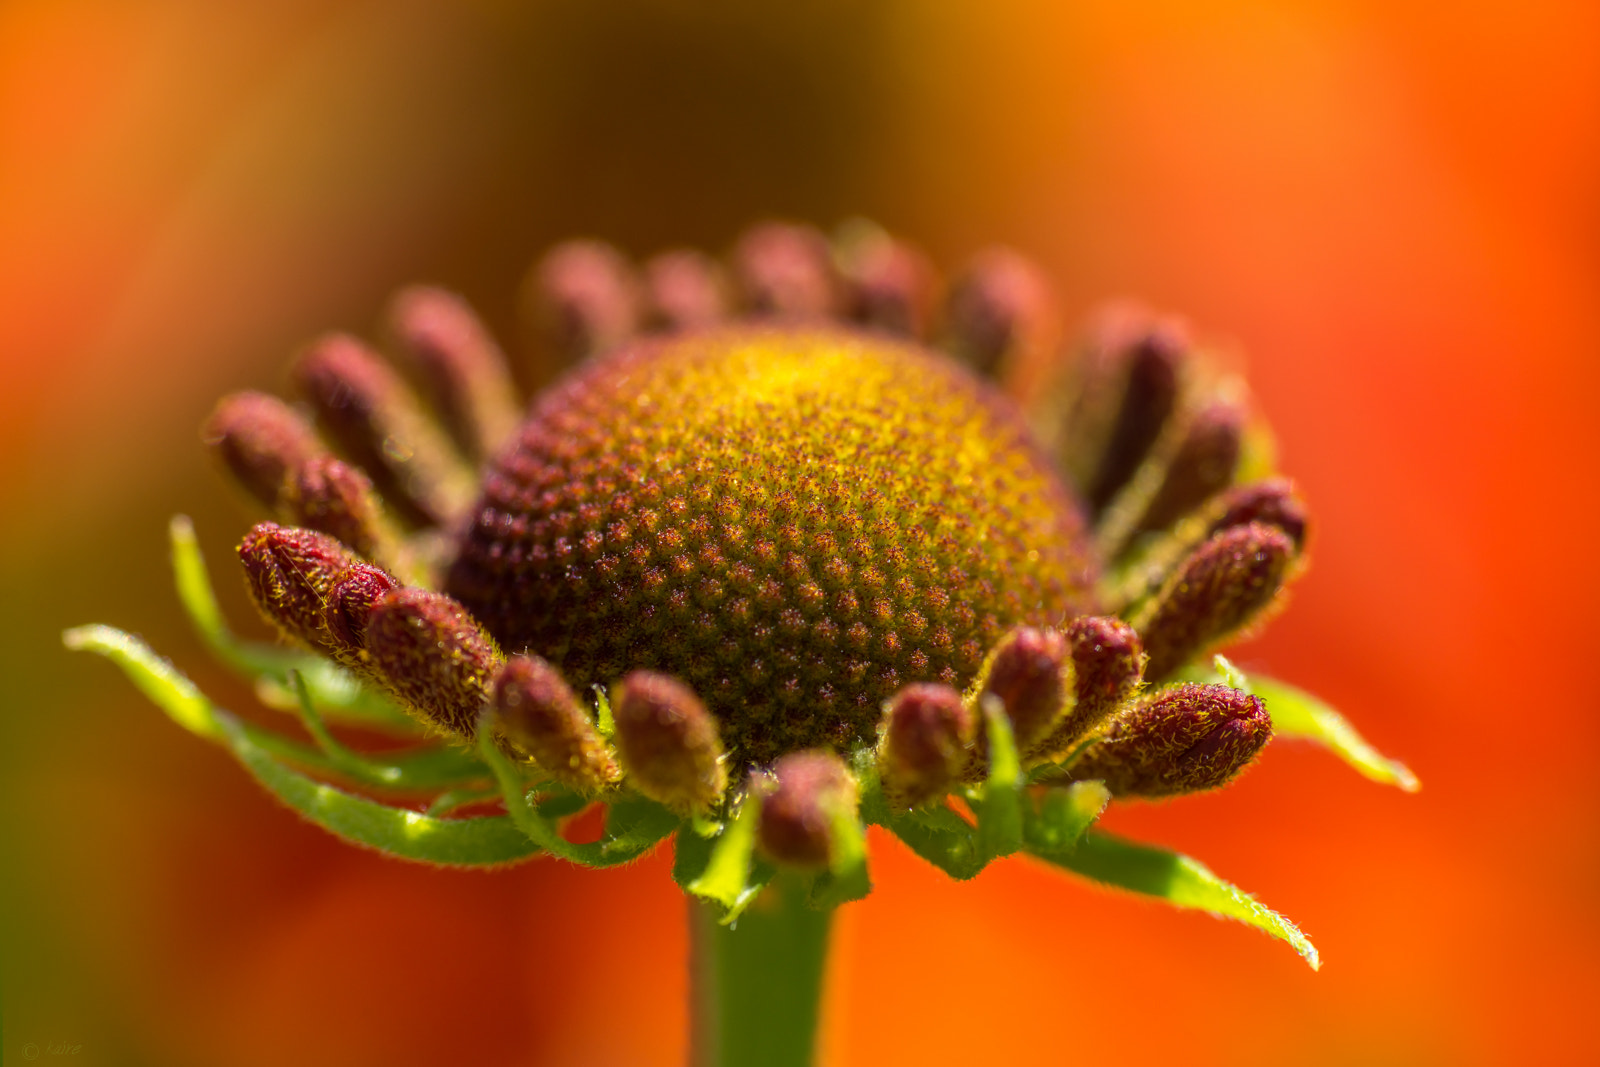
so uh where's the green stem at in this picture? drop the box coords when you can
[689,878,833,1067]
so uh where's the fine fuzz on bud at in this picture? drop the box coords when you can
[835,223,936,338]
[385,285,520,461]
[492,655,620,793]
[203,392,325,512]
[281,456,394,564]
[732,221,841,320]
[643,249,729,332]
[1134,522,1297,682]
[877,683,975,808]
[1206,478,1308,550]
[611,671,727,815]
[1033,616,1145,759]
[976,626,1072,753]
[237,522,358,655]
[321,561,398,660]
[365,588,504,738]
[528,240,641,362]
[942,247,1057,378]
[756,750,859,869]
[292,334,472,527]
[1079,310,1187,513]
[1134,395,1247,534]
[1071,683,1270,797]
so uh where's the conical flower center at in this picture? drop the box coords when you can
[447,326,1098,766]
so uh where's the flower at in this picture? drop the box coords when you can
[67,218,1418,1062]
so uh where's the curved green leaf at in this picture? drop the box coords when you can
[974,695,1022,861]
[1250,674,1420,793]
[1035,829,1320,970]
[1022,780,1109,859]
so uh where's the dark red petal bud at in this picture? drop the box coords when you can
[527,240,641,362]
[1135,395,1247,534]
[1134,522,1297,682]
[611,671,727,814]
[321,561,398,657]
[292,334,471,527]
[877,683,974,808]
[732,221,841,320]
[1070,683,1270,798]
[365,588,504,738]
[942,247,1057,379]
[237,522,357,654]
[385,285,520,461]
[642,249,729,332]
[756,750,859,869]
[1207,478,1308,550]
[977,626,1072,752]
[1081,309,1187,512]
[281,456,393,564]
[1034,616,1145,758]
[836,224,936,338]
[202,392,325,511]
[491,655,620,793]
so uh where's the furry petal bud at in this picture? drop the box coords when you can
[321,561,398,658]
[1080,309,1187,512]
[643,249,729,332]
[1207,478,1308,550]
[385,285,520,460]
[1135,522,1297,681]
[612,671,727,815]
[203,392,325,511]
[977,626,1072,752]
[527,240,641,362]
[292,334,472,527]
[877,683,974,808]
[492,655,620,793]
[1135,395,1247,533]
[281,456,393,564]
[732,221,840,320]
[836,223,936,338]
[942,247,1056,378]
[237,522,357,655]
[756,750,859,869]
[365,588,504,738]
[1034,616,1145,758]
[1071,683,1270,797]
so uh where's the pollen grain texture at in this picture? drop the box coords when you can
[447,327,1097,767]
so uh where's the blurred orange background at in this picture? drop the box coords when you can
[3,2,1597,1064]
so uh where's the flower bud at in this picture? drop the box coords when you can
[281,456,394,564]
[611,671,727,815]
[1079,310,1186,513]
[491,655,620,793]
[976,626,1072,753]
[756,750,859,869]
[1134,522,1297,682]
[321,561,398,659]
[527,239,641,362]
[1134,394,1246,534]
[877,683,975,808]
[237,522,357,654]
[385,285,520,461]
[835,223,936,338]
[732,221,840,320]
[365,588,504,738]
[642,249,729,332]
[941,247,1056,378]
[1206,478,1308,550]
[1071,683,1270,797]
[202,392,325,512]
[1033,616,1145,758]
[292,333,472,527]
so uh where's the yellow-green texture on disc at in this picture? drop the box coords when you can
[447,326,1098,767]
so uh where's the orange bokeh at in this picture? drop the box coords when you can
[3,3,1596,1065]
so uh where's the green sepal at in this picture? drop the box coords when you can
[169,515,418,730]
[63,625,538,867]
[807,800,871,910]
[1021,780,1110,859]
[973,696,1023,861]
[1036,828,1320,970]
[1189,655,1419,793]
[680,795,775,924]
[868,801,985,881]
[478,726,676,868]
